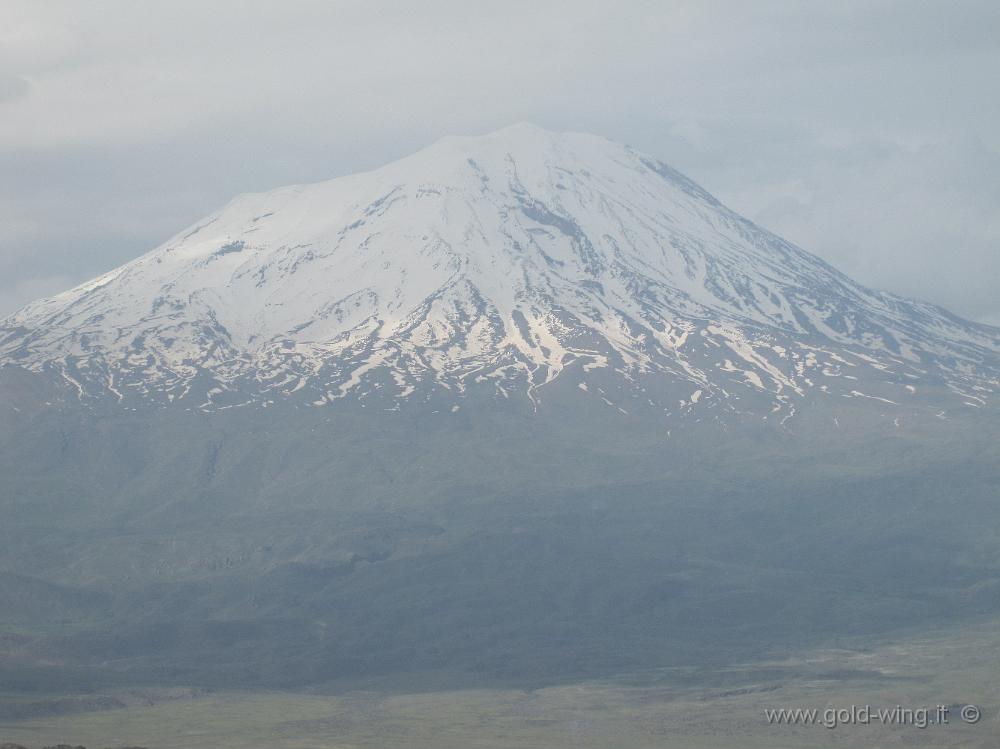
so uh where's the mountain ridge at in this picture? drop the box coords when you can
[1,124,997,421]
[1,127,999,694]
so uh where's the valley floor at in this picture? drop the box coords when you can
[2,620,999,749]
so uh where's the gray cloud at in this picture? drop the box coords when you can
[0,0,998,323]
[0,74,29,104]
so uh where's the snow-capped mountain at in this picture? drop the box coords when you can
[1,124,997,420]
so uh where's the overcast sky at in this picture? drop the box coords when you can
[2,0,998,324]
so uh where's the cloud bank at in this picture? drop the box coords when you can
[1,0,997,322]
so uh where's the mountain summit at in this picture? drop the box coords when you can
[1,124,997,419]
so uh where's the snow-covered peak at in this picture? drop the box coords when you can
[1,125,997,416]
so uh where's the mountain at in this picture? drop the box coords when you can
[2,123,996,423]
[0,125,998,692]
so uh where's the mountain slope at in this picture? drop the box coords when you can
[2,124,996,420]
[1,126,999,692]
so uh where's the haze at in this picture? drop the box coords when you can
[1,0,998,325]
